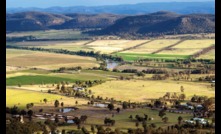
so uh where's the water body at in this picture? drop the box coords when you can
[93,103,108,108]
[67,120,75,124]
[59,108,74,113]
[106,60,119,69]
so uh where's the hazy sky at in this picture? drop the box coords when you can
[7,0,214,8]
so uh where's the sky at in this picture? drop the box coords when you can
[6,0,214,8]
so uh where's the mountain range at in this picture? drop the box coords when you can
[6,2,215,15]
[6,11,215,36]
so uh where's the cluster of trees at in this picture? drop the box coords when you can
[53,66,82,73]
[104,118,115,126]
[6,119,47,134]
[6,45,124,62]
[6,36,36,42]
[152,74,169,80]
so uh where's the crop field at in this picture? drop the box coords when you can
[197,49,215,59]
[159,39,215,55]
[6,75,77,86]
[89,80,215,102]
[87,40,148,54]
[6,89,88,108]
[116,53,189,61]
[172,40,215,49]
[35,41,94,52]
[6,49,99,69]
[6,29,89,39]
[123,39,180,54]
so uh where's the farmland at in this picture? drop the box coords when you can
[6,37,215,133]
[123,39,180,54]
[158,39,215,55]
[89,80,215,102]
[6,89,88,108]
[6,49,99,70]
[8,39,215,61]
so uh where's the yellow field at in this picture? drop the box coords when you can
[87,40,148,54]
[197,49,215,59]
[172,40,215,49]
[6,49,99,69]
[6,89,88,108]
[158,48,201,55]
[37,41,93,51]
[125,40,180,54]
[89,80,215,102]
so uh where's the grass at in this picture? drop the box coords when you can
[6,75,77,86]
[6,89,88,108]
[89,80,215,102]
[6,49,99,69]
[87,40,147,54]
[172,39,215,49]
[197,49,215,59]
[116,53,190,61]
[124,39,180,54]
[57,107,193,132]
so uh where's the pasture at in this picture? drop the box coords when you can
[6,89,88,108]
[115,53,189,61]
[57,107,193,132]
[196,49,215,59]
[123,39,180,54]
[159,39,215,55]
[89,80,215,102]
[87,40,148,54]
[6,49,99,70]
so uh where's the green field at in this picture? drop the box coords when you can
[6,75,76,86]
[116,53,190,61]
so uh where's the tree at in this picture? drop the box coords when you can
[135,122,139,128]
[122,101,129,109]
[162,117,168,123]
[54,100,59,107]
[178,116,183,125]
[43,98,47,104]
[116,107,120,113]
[179,94,186,101]
[61,102,64,107]
[27,110,33,117]
[39,109,43,113]
[180,86,184,92]
[91,125,95,134]
[75,101,78,105]
[129,115,133,120]
[107,103,114,111]
[158,110,166,118]
[20,110,27,115]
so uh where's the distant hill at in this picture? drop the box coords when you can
[6,11,72,31]
[50,13,125,29]
[88,11,215,36]
[6,12,124,32]
[6,2,215,15]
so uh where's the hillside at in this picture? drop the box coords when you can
[50,13,124,29]
[6,12,124,32]
[89,11,215,36]
[6,11,72,31]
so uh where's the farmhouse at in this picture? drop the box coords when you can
[73,87,85,91]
